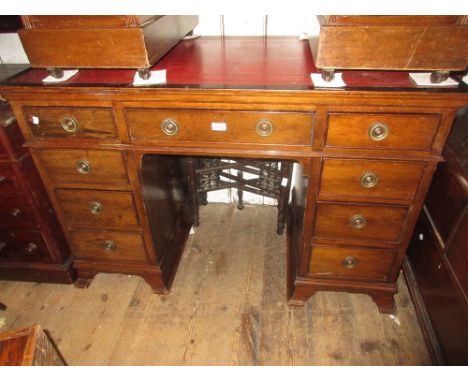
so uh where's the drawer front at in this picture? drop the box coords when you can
[326,112,440,150]
[0,196,37,229]
[319,159,425,201]
[0,230,53,263]
[55,189,140,230]
[23,106,118,139]
[125,108,314,146]
[69,230,148,264]
[36,149,129,187]
[308,245,395,281]
[0,162,21,194]
[314,202,409,243]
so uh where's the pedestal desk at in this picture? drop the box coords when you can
[1,37,467,313]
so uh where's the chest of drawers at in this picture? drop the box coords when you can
[1,37,466,313]
[0,101,73,283]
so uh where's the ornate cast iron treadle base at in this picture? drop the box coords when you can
[185,157,293,235]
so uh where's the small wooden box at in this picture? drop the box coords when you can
[18,16,199,77]
[0,325,65,366]
[311,16,468,73]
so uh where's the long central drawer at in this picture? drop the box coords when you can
[125,108,314,146]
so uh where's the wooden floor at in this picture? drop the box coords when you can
[0,205,431,365]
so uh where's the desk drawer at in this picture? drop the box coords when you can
[326,112,440,150]
[0,162,21,194]
[36,149,129,187]
[70,230,148,264]
[314,202,409,243]
[308,245,395,282]
[125,108,314,146]
[0,196,37,230]
[319,159,425,201]
[55,189,140,230]
[23,106,118,139]
[0,230,53,263]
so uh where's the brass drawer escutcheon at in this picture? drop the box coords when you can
[349,214,367,229]
[102,240,117,252]
[342,256,358,269]
[88,201,104,215]
[161,118,179,136]
[368,122,389,141]
[10,208,22,218]
[360,171,379,188]
[256,119,274,137]
[25,243,38,254]
[61,116,80,134]
[75,159,92,174]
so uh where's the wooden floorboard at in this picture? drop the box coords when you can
[0,204,431,365]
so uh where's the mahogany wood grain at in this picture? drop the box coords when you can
[125,108,314,146]
[315,21,468,71]
[326,112,440,151]
[308,244,395,282]
[314,202,409,243]
[323,16,464,26]
[22,106,118,140]
[69,230,149,264]
[319,158,426,202]
[21,15,150,29]
[55,189,140,230]
[19,16,198,70]
[35,148,129,187]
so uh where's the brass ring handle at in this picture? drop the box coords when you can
[10,208,22,218]
[360,171,379,188]
[349,214,366,229]
[61,116,80,134]
[25,243,38,254]
[75,159,92,174]
[256,119,274,137]
[161,118,179,136]
[89,201,104,215]
[368,123,389,141]
[342,256,358,269]
[102,240,117,252]
[0,242,6,253]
